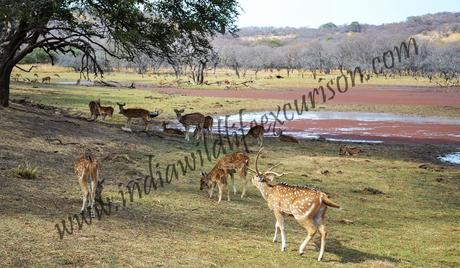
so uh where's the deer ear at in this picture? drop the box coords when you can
[100,178,105,184]
[200,171,206,176]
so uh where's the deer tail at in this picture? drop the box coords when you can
[322,194,341,208]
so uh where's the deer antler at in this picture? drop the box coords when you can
[268,162,282,172]
[263,171,289,181]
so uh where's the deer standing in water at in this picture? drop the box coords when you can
[117,102,160,130]
[74,150,105,217]
[174,108,205,141]
[249,148,340,261]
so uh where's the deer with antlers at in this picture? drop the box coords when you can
[74,150,105,217]
[117,103,160,130]
[174,108,205,141]
[249,148,340,261]
[242,125,264,147]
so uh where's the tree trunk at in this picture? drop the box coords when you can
[0,67,12,107]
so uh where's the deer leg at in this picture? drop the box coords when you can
[144,117,149,131]
[79,175,89,214]
[240,173,248,198]
[185,126,190,141]
[90,180,96,218]
[230,173,237,195]
[298,221,318,255]
[273,221,279,242]
[274,211,287,251]
[317,224,327,261]
[217,184,223,203]
[208,183,215,198]
[226,182,231,201]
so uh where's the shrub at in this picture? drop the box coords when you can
[13,162,38,180]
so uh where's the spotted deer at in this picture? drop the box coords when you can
[200,167,230,203]
[339,145,363,156]
[194,115,214,139]
[74,151,105,217]
[249,148,340,261]
[42,76,51,83]
[117,102,160,130]
[276,129,299,143]
[200,151,250,200]
[89,99,113,121]
[242,125,264,147]
[162,121,184,136]
[174,108,205,141]
[96,99,114,121]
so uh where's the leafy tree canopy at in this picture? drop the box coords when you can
[0,0,240,106]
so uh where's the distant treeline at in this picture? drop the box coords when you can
[30,12,460,84]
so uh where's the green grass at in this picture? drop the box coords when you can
[0,95,459,267]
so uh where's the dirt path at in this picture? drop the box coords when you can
[154,85,460,106]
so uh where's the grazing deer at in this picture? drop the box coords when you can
[242,125,264,147]
[276,129,299,143]
[201,151,250,199]
[74,150,105,217]
[200,167,230,203]
[249,148,340,261]
[42,76,51,83]
[174,108,205,141]
[93,99,114,121]
[162,121,184,136]
[194,115,214,139]
[339,145,363,156]
[54,73,61,78]
[117,102,160,130]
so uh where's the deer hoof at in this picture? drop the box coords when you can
[281,247,287,252]
[299,251,304,256]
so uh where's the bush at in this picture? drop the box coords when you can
[13,162,38,180]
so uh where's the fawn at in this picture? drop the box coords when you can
[174,108,205,141]
[200,151,250,199]
[117,102,160,130]
[89,99,113,121]
[74,150,105,217]
[249,148,340,261]
[200,167,230,203]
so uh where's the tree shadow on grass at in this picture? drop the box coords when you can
[320,238,400,264]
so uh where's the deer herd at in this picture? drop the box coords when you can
[74,99,362,261]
